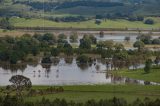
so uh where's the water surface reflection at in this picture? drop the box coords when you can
[0,58,159,86]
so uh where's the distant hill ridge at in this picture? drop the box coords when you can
[0,0,160,17]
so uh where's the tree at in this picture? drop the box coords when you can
[99,31,104,38]
[9,51,19,64]
[42,33,56,44]
[133,41,145,51]
[41,56,52,63]
[144,59,152,73]
[154,56,160,66]
[51,48,60,57]
[95,19,101,25]
[114,43,124,52]
[95,14,103,19]
[97,41,105,50]
[104,40,114,49]
[70,33,78,43]
[89,34,97,44]
[0,18,14,30]
[137,16,144,21]
[124,36,130,42]
[152,38,160,44]
[128,15,137,21]
[79,37,91,49]
[9,75,32,99]
[76,55,89,64]
[31,46,40,56]
[58,33,67,40]
[63,43,73,56]
[144,19,154,25]
[137,34,152,44]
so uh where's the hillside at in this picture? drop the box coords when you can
[0,0,160,18]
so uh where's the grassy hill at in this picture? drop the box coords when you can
[9,17,160,28]
[0,0,160,18]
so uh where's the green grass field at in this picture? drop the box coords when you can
[10,17,160,29]
[0,85,160,103]
[112,68,160,83]
[24,85,160,103]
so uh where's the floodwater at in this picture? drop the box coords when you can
[0,58,159,86]
[67,34,160,43]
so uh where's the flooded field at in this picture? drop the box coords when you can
[0,58,159,86]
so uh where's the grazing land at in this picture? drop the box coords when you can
[26,85,160,103]
[9,17,160,29]
[112,68,160,83]
[0,85,160,103]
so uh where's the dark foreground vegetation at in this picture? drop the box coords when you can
[0,96,160,106]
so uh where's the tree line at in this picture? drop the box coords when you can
[17,1,123,11]
[0,33,159,72]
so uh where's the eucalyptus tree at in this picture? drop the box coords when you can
[8,75,32,100]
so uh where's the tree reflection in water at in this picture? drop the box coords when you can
[64,57,73,64]
[33,70,36,77]
[42,64,51,78]
[52,58,60,66]
[0,62,27,74]
[77,63,89,70]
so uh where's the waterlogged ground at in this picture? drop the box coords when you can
[0,58,159,86]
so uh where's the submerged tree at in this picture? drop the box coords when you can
[9,75,32,99]
[99,31,104,38]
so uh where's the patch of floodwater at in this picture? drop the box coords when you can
[0,58,159,86]
[67,34,160,43]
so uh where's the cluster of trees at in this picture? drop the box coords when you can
[18,1,123,12]
[76,54,95,64]
[95,13,145,21]
[15,1,57,11]
[128,16,144,21]
[0,34,40,64]
[55,1,124,10]
[95,14,155,25]
[0,33,159,72]
[136,34,160,45]
[53,16,87,22]
[0,18,14,30]
[0,96,160,106]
